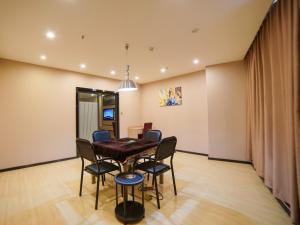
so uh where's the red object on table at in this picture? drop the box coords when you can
[93,138,158,163]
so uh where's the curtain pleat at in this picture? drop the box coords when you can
[245,0,299,223]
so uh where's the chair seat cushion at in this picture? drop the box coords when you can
[85,161,119,175]
[135,161,170,174]
[114,172,144,186]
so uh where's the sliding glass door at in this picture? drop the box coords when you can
[76,88,119,143]
[77,91,98,141]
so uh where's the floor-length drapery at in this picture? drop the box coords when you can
[245,0,299,223]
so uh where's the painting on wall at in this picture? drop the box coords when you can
[159,86,182,106]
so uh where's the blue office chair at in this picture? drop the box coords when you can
[142,130,162,181]
[143,130,162,142]
[92,130,112,185]
[133,136,177,209]
[76,138,121,210]
[92,130,111,142]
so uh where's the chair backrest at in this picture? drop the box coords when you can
[92,130,111,142]
[144,130,162,142]
[143,122,152,132]
[76,138,97,162]
[155,136,177,161]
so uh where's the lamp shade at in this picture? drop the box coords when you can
[118,45,138,92]
[118,79,138,92]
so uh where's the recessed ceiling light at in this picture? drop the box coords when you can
[40,55,47,60]
[80,64,86,69]
[160,67,167,73]
[110,70,116,75]
[135,76,139,80]
[193,59,199,64]
[192,28,199,33]
[46,31,56,39]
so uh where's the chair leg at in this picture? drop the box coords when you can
[171,167,177,195]
[154,175,160,209]
[147,173,150,181]
[152,175,155,186]
[79,167,84,196]
[101,175,105,186]
[95,175,100,210]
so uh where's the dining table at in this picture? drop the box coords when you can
[92,138,164,184]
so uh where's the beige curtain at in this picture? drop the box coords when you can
[245,0,299,223]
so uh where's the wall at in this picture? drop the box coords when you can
[0,59,141,169]
[140,61,247,160]
[0,58,247,169]
[140,71,209,154]
[206,61,247,161]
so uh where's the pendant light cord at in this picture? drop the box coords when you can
[125,43,130,80]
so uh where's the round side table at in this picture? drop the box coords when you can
[114,172,145,224]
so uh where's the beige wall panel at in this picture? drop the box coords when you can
[206,61,247,161]
[140,71,209,154]
[0,59,141,169]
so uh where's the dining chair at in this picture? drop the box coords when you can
[92,130,111,142]
[142,130,162,181]
[143,130,162,142]
[138,122,152,139]
[76,138,121,209]
[92,130,112,184]
[133,136,177,209]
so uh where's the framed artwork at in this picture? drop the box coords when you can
[159,86,182,106]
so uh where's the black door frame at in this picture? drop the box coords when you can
[76,87,120,140]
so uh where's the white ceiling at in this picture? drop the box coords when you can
[0,0,271,83]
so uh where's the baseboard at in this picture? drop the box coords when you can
[0,156,78,173]
[275,198,291,216]
[176,150,251,165]
[176,149,208,156]
[262,179,291,216]
[208,157,252,165]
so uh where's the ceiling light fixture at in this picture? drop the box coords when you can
[40,55,47,60]
[118,43,138,92]
[110,70,116,75]
[135,76,139,80]
[160,67,167,73]
[80,63,86,69]
[192,28,199,33]
[46,31,56,39]
[193,59,199,64]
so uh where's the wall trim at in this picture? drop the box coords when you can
[0,156,78,173]
[275,197,291,216]
[176,150,251,165]
[208,157,251,164]
[176,149,208,156]
[260,177,291,216]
